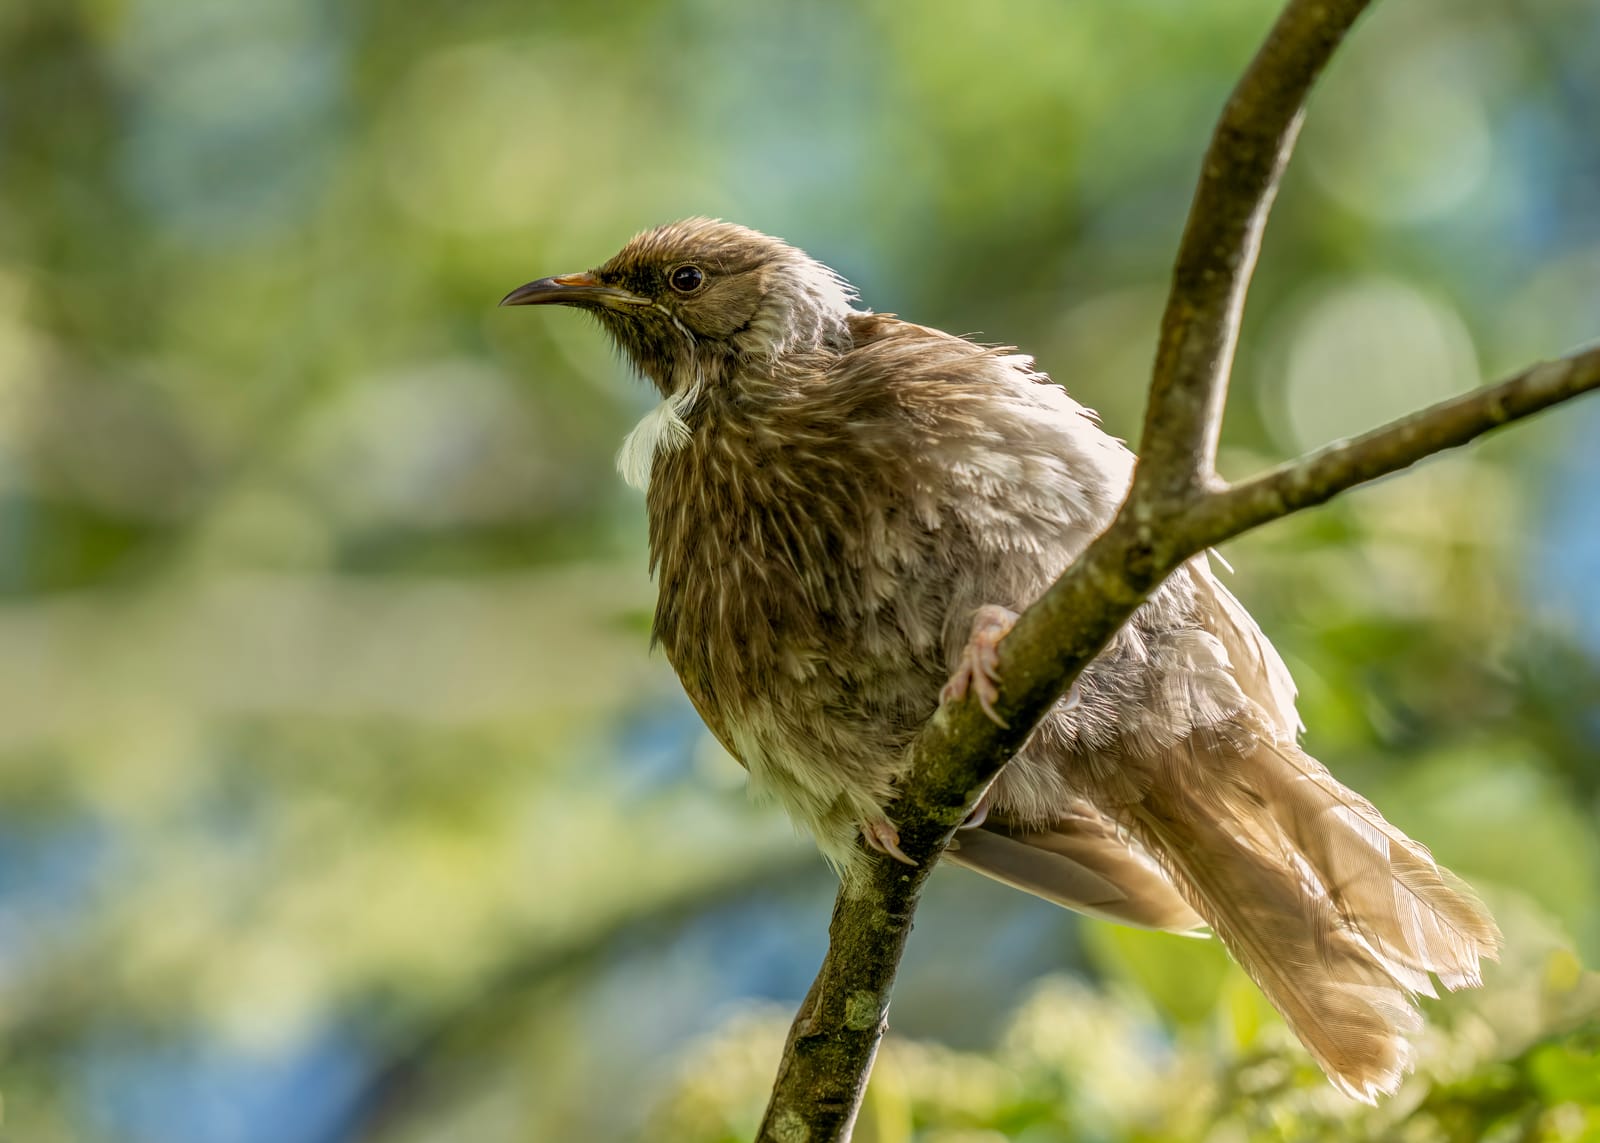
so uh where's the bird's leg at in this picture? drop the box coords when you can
[861,817,916,866]
[940,604,1019,727]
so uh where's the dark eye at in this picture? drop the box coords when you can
[668,264,704,293]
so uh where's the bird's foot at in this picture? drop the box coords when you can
[862,817,916,866]
[940,605,1019,727]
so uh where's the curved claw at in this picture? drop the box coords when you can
[862,817,917,866]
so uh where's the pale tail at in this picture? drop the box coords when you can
[1132,724,1501,1101]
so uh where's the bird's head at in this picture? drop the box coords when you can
[501,219,857,395]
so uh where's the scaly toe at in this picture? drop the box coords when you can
[973,670,1007,727]
[943,605,1017,728]
[939,666,972,706]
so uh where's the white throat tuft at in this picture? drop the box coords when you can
[616,382,700,491]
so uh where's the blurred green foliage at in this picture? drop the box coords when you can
[653,940,1600,1143]
[0,0,1598,1141]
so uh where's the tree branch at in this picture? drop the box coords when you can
[1182,347,1600,547]
[755,2,1597,1139]
[1135,0,1372,500]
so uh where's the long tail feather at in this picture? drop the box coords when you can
[1131,724,1500,1101]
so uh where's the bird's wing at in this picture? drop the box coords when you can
[946,801,1206,934]
[674,670,746,769]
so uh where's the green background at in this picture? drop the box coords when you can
[1,0,1598,1139]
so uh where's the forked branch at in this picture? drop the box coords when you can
[755,1,1597,1139]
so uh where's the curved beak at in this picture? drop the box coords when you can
[499,271,649,309]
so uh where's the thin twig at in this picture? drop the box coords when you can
[1181,347,1600,547]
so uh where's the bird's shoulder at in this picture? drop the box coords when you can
[835,312,1050,393]
[820,312,1136,485]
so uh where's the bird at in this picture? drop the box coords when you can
[501,218,1500,1101]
